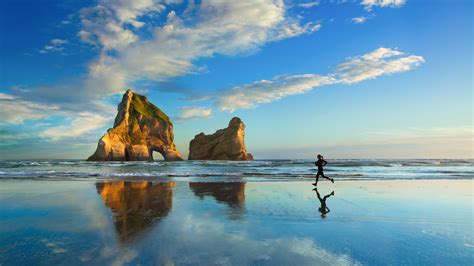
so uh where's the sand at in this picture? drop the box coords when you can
[0,179,472,265]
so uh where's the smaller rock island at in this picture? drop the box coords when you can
[188,117,253,160]
[88,89,182,161]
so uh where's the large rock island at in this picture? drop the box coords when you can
[88,89,182,161]
[188,117,253,160]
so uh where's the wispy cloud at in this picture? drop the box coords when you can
[39,39,68,54]
[0,92,111,140]
[298,1,320,8]
[0,94,60,124]
[217,74,336,112]
[176,107,212,121]
[40,112,109,140]
[335,47,424,84]
[216,47,424,111]
[361,0,406,11]
[351,16,368,24]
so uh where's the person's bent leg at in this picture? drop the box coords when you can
[323,193,333,201]
[322,173,334,183]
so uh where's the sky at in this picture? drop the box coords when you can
[0,0,472,160]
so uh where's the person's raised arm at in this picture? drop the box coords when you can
[323,160,327,166]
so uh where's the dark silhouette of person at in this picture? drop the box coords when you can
[314,187,334,218]
[313,154,334,186]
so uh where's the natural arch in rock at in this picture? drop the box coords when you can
[88,90,183,161]
[152,151,165,161]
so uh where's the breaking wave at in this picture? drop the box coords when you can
[0,159,472,181]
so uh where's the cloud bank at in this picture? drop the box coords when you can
[79,0,322,96]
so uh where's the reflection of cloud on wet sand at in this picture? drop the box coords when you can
[2,181,359,265]
[0,181,111,233]
[137,214,359,266]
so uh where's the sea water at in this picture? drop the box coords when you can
[0,159,472,181]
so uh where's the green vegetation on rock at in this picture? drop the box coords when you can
[130,93,171,125]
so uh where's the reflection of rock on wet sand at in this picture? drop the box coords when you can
[96,181,175,243]
[189,182,246,218]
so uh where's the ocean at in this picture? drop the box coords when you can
[0,159,472,181]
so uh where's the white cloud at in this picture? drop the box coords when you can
[40,112,109,140]
[78,0,322,95]
[0,92,110,141]
[0,94,60,124]
[3,1,323,142]
[335,47,424,84]
[217,74,336,112]
[271,21,322,41]
[77,30,95,45]
[177,107,212,121]
[216,47,424,111]
[0,93,15,100]
[39,39,68,54]
[351,16,367,24]
[299,1,320,8]
[361,0,406,10]
[78,0,165,50]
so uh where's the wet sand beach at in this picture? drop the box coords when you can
[0,179,472,265]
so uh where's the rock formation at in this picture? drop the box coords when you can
[88,89,182,161]
[188,117,253,160]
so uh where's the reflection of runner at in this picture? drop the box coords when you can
[313,154,334,186]
[314,187,334,218]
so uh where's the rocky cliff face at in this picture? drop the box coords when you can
[88,89,182,161]
[188,117,253,160]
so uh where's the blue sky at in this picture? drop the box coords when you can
[0,0,472,159]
